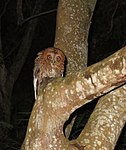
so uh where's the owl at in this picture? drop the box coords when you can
[33,47,66,99]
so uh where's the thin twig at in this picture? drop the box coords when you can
[107,2,118,34]
[20,9,57,25]
[0,0,10,18]
[0,0,10,59]
[17,0,24,25]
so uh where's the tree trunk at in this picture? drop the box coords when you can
[54,0,95,73]
[21,0,126,149]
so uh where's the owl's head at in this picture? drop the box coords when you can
[35,47,66,78]
[43,47,65,66]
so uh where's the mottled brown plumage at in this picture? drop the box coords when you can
[33,47,65,99]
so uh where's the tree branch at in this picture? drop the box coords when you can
[0,0,10,18]
[22,46,126,149]
[17,0,24,25]
[20,9,57,26]
[70,84,126,149]
[43,46,126,115]
[0,0,10,59]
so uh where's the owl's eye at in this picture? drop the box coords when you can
[47,54,52,60]
[56,55,61,62]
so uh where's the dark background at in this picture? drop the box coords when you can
[0,0,126,149]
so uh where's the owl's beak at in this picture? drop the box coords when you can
[52,60,56,65]
[51,61,55,67]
